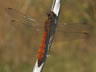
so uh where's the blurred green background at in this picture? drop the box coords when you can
[0,0,96,72]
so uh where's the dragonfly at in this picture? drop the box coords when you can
[5,7,91,71]
[5,7,91,56]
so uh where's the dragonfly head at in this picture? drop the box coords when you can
[47,11,56,18]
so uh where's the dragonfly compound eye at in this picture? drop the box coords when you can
[48,11,56,17]
[48,11,52,17]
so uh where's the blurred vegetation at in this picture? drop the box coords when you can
[0,0,96,72]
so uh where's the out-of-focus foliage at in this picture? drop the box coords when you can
[0,0,96,72]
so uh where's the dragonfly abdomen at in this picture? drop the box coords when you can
[37,32,48,67]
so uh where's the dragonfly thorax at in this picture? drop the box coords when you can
[44,11,56,32]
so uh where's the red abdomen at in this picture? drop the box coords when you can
[37,32,48,66]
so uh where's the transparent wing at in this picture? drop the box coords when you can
[9,19,43,32]
[6,8,36,22]
[55,23,91,41]
[6,8,43,28]
[6,8,44,31]
[57,23,90,32]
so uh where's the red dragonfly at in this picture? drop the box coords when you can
[6,8,90,59]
